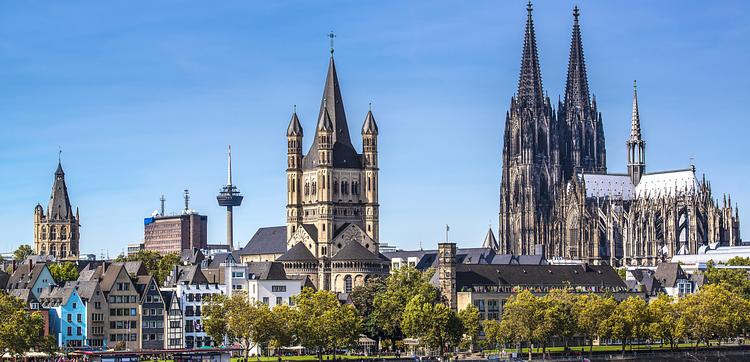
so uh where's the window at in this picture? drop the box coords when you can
[94,302,101,310]
[130,308,137,316]
[67,314,72,323]
[262,297,269,305]
[276,297,283,305]
[77,314,82,323]
[344,275,353,293]
[272,285,286,292]
[72,302,77,309]
[67,326,72,336]
[77,326,82,335]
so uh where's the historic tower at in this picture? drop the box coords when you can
[34,159,80,259]
[626,81,645,185]
[499,2,562,255]
[558,6,606,179]
[283,38,382,290]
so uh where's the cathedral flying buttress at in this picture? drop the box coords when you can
[499,4,740,267]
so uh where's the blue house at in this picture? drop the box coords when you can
[39,285,87,348]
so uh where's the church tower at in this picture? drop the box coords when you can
[282,39,384,291]
[34,159,80,259]
[499,2,562,255]
[627,81,646,185]
[558,6,606,179]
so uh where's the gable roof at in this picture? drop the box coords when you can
[247,262,289,280]
[277,243,317,262]
[332,241,379,261]
[181,248,205,265]
[240,226,288,256]
[65,280,100,302]
[653,262,688,288]
[7,262,50,290]
[99,264,131,293]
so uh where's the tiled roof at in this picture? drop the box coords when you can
[454,264,626,291]
[277,243,317,262]
[239,226,287,256]
[247,262,289,280]
[332,242,379,261]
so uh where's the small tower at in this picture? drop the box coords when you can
[34,158,80,259]
[627,81,646,185]
[217,146,244,250]
[438,242,457,310]
[362,106,379,243]
[286,109,304,239]
[316,104,334,248]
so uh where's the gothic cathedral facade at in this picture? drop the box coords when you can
[279,49,388,292]
[499,4,740,266]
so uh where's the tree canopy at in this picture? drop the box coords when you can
[49,261,79,284]
[13,244,33,262]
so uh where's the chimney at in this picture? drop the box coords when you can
[28,258,33,270]
[11,260,16,273]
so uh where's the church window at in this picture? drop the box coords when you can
[40,244,46,255]
[304,182,309,196]
[368,225,371,232]
[322,224,326,232]
[61,226,67,240]
[322,175,326,189]
[337,243,342,249]
[333,179,338,194]
[61,244,67,257]
[42,226,47,240]
[344,275,353,293]
[312,181,317,195]
[50,227,57,240]
[50,244,57,258]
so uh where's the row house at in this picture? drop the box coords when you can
[136,275,166,349]
[38,285,87,348]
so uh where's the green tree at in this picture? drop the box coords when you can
[351,277,386,339]
[402,294,463,357]
[572,293,617,358]
[458,305,481,351]
[270,304,296,354]
[648,294,681,349]
[203,293,279,360]
[704,260,750,298]
[292,288,362,362]
[497,290,541,361]
[49,262,79,284]
[372,266,438,348]
[482,319,509,351]
[116,250,180,286]
[601,296,650,355]
[536,289,576,355]
[678,284,750,349]
[13,244,33,261]
[0,292,47,359]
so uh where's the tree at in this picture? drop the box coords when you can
[270,304,296,354]
[292,288,362,362]
[116,250,180,286]
[402,294,463,357]
[49,262,79,283]
[458,305,481,351]
[678,284,750,349]
[647,294,681,349]
[351,277,386,340]
[482,319,509,351]
[601,296,650,355]
[372,266,438,348]
[497,290,541,361]
[572,293,616,358]
[536,289,576,355]
[13,244,33,261]
[704,259,750,298]
[0,292,47,359]
[203,293,279,360]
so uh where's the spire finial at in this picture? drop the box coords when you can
[227,145,233,186]
[328,31,336,55]
[527,0,533,13]
[58,146,62,163]
[368,102,372,112]
[293,104,297,113]
[573,5,579,20]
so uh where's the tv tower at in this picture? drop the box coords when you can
[216,145,243,250]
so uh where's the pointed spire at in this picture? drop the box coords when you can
[362,104,379,135]
[517,1,545,108]
[317,54,353,147]
[564,5,590,112]
[630,80,642,140]
[227,145,233,186]
[482,227,499,251]
[48,158,73,220]
[287,107,303,137]
[317,104,333,132]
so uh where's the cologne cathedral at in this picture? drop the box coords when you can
[498,4,741,266]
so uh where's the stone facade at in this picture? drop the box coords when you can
[499,5,741,267]
[281,49,388,292]
[34,161,80,260]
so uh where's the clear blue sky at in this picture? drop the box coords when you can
[0,1,748,256]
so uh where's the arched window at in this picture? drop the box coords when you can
[40,243,46,255]
[304,182,310,196]
[311,181,317,195]
[344,275,353,293]
[50,227,57,240]
[50,244,57,258]
[333,179,339,195]
[61,226,67,241]
[61,244,67,257]
[41,226,47,240]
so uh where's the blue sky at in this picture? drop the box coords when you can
[0,1,748,256]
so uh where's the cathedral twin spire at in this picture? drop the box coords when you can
[517,1,545,110]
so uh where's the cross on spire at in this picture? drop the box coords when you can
[328,31,336,55]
